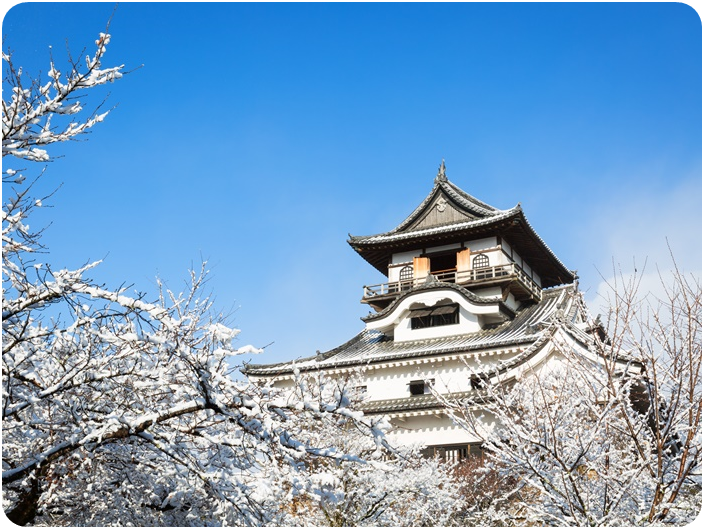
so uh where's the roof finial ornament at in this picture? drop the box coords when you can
[435,159,447,183]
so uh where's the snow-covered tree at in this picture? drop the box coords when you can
[2,31,123,163]
[439,265,702,526]
[298,446,465,527]
[594,260,702,524]
[2,29,393,526]
[270,373,466,526]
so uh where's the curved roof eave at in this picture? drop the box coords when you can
[349,206,575,287]
[514,211,575,284]
[242,284,582,377]
[348,206,521,246]
[361,280,512,323]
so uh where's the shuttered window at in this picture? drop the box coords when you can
[456,247,471,272]
[413,256,430,279]
[410,304,459,329]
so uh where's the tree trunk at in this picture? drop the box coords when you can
[5,476,40,526]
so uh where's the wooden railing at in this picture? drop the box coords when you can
[362,263,542,300]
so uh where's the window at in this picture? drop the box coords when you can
[428,252,457,274]
[399,265,413,281]
[442,445,468,464]
[422,443,485,464]
[409,379,434,396]
[389,265,415,294]
[350,386,367,397]
[398,265,414,291]
[410,304,459,329]
[427,444,468,464]
[470,373,489,390]
[473,254,492,280]
[350,385,367,399]
[473,253,490,269]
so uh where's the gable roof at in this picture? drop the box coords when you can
[392,169,503,232]
[347,166,574,287]
[348,169,510,245]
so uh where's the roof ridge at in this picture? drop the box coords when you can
[390,185,439,233]
[441,179,502,216]
[351,166,508,240]
[349,207,521,244]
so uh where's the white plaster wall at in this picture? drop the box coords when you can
[505,291,519,311]
[386,410,501,448]
[262,354,510,402]
[391,250,421,265]
[358,353,514,401]
[492,248,512,266]
[271,379,294,390]
[387,415,480,447]
[256,347,522,403]
[501,238,512,256]
[472,287,519,311]
[360,359,484,400]
[466,237,497,252]
[388,263,413,282]
[472,286,502,298]
[424,242,463,254]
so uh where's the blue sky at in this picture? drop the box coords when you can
[3,2,701,366]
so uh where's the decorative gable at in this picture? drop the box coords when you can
[407,192,475,231]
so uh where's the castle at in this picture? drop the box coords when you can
[244,162,635,461]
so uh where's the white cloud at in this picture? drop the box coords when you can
[578,175,701,317]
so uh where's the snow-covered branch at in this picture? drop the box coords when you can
[2,27,408,526]
[2,32,123,163]
[436,265,701,526]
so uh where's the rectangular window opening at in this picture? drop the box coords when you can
[424,443,485,464]
[350,385,367,399]
[409,379,434,396]
[410,304,459,330]
[470,373,490,390]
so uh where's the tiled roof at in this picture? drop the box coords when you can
[358,389,484,414]
[388,178,504,234]
[346,175,574,286]
[348,207,521,245]
[243,284,581,376]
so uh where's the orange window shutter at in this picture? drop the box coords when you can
[456,248,471,272]
[413,257,430,279]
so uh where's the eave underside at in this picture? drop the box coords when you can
[350,212,574,287]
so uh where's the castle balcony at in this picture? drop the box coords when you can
[362,263,542,309]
